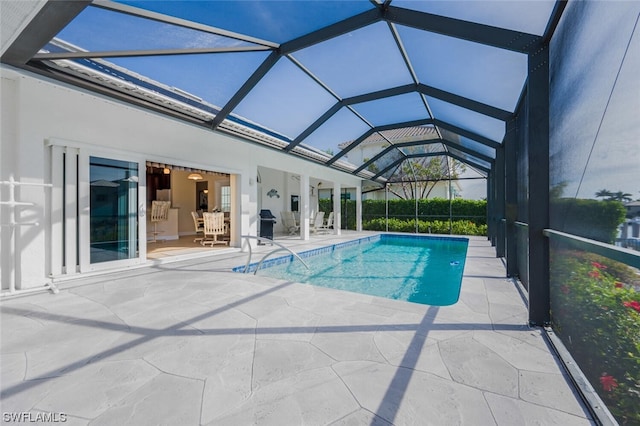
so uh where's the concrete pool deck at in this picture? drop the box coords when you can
[1,233,594,425]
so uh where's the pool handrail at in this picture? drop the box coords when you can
[240,235,310,275]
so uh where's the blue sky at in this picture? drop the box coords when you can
[56,1,533,154]
[52,0,640,203]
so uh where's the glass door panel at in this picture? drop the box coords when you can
[89,156,139,264]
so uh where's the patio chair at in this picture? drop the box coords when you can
[202,212,228,246]
[310,211,325,234]
[191,211,204,243]
[317,212,334,234]
[280,211,300,235]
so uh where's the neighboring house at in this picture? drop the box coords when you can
[338,127,463,201]
[620,201,640,242]
[624,201,640,218]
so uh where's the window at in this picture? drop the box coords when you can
[221,186,231,212]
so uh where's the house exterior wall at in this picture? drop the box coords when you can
[0,67,361,290]
[258,168,351,234]
[343,143,388,167]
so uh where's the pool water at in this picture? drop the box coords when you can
[252,235,468,306]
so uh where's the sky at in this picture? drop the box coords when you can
[549,0,640,201]
[48,1,640,203]
[55,0,532,155]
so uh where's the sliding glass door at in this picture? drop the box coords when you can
[89,156,139,264]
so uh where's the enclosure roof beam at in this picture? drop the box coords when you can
[417,84,513,120]
[434,120,502,149]
[33,45,272,60]
[329,118,436,165]
[405,152,491,173]
[2,1,91,65]
[210,51,280,129]
[93,0,279,48]
[384,5,541,53]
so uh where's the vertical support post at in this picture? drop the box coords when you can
[486,172,495,244]
[332,181,341,235]
[527,44,551,326]
[234,173,248,248]
[447,156,452,235]
[385,184,389,232]
[495,147,506,258]
[408,161,418,233]
[355,185,362,232]
[504,117,518,277]
[300,174,310,240]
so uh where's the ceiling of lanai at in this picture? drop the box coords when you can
[1,0,564,183]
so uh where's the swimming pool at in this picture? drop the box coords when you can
[236,234,468,306]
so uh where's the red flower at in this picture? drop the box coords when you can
[623,301,640,313]
[588,270,601,279]
[591,261,607,270]
[599,374,618,392]
[614,282,623,288]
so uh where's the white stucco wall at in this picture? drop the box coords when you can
[0,67,361,290]
[258,167,332,234]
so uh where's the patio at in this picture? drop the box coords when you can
[1,234,593,425]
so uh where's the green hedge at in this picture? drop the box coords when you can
[551,199,626,244]
[319,198,487,236]
[318,197,625,241]
[360,198,486,222]
[364,217,487,236]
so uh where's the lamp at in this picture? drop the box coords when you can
[163,167,171,174]
[188,173,203,180]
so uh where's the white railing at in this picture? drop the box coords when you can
[240,235,309,275]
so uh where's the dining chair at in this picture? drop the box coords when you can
[191,211,204,243]
[202,212,228,246]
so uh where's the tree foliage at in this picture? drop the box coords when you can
[551,198,626,243]
[386,156,466,200]
[595,189,633,203]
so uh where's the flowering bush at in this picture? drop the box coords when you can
[550,248,640,424]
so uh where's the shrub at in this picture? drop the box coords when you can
[320,198,487,231]
[363,217,487,236]
[551,249,640,424]
[550,199,626,243]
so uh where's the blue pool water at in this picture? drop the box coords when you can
[238,234,468,306]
